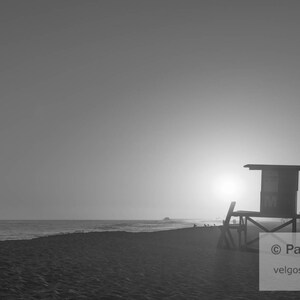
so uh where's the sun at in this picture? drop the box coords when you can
[213,174,243,199]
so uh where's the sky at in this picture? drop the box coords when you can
[1,0,300,220]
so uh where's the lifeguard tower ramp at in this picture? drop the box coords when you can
[218,164,300,250]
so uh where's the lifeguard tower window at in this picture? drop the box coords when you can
[244,164,300,217]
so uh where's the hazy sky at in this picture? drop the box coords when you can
[1,0,300,220]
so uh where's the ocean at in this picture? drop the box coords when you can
[0,219,222,241]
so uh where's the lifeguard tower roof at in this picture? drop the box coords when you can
[244,164,300,171]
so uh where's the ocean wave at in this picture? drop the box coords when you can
[0,219,221,241]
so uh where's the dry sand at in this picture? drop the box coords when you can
[0,226,298,299]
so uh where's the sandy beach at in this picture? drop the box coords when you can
[0,226,298,299]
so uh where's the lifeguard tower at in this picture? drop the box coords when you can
[218,164,300,250]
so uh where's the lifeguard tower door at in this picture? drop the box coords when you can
[261,169,298,217]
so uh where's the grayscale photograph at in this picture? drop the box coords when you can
[1,1,300,299]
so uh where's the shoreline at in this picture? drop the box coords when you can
[0,219,223,242]
[0,225,222,243]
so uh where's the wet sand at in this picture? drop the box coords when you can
[0,226,298,299]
